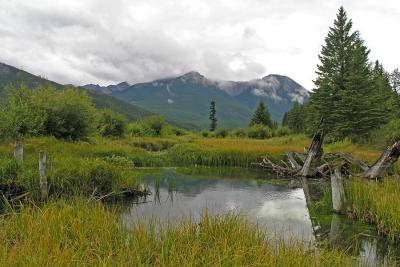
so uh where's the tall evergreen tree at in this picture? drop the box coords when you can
[334,36,377,139]
[209,100,217,131]
[308,7,386,140]
[308,7,357,136]
[250,101,272,127]
[284,102,308,133]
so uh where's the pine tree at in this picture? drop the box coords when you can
[250,101,272,127]
[308,7,357,136]
[334,36,376,139]
[209,100,217,131]
[285,102,308,133]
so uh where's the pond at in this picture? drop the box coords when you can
[119,167,399,265]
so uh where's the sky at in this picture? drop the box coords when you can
[0,0,399,89]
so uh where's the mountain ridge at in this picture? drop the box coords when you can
[83,71,309,127]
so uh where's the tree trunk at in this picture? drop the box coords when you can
[300,132,324,177]
[363,141,400,179]
[14,141,23,162]
[331,167,347,213]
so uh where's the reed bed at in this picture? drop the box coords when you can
[0,199,355,266]
[346,177,400,241]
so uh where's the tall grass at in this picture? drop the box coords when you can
[0,199,355,266]
[346,177,400,241]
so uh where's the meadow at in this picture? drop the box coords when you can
[0,133,399,266]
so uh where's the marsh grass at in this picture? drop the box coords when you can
[0,199,355,266]
[0,135,395,201]
[346,178,400,241]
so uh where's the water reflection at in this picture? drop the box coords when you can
[119,168,399,264]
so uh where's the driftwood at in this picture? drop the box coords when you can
[257,134,399,180]
[96,187,149,201]
[363,141,400,179]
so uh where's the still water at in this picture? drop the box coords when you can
[120,167,398,265]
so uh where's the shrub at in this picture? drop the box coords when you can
[4,86,99,141]
[275,127,291,137]
[32,87,97,140]
[201,131,209,137]
[98,109,127,137]
[247,125,272,139]
[232,128,246,138]
[141,116,166,136]
[127,123,145,137]
[0,87,46,140]
[369,118,400,146]
[215,128,228,138]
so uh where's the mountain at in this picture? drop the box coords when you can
[85,72,309,127]
[0,62,151,122]
[84,82,131,94]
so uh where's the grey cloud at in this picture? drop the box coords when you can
[0,0,398,89]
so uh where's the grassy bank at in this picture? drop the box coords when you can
[0,135,396,201]
[0,199,355,266]
[346,177,400,241]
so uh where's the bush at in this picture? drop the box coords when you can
[0,87,46,140]
[1,86,98,140]
[275,127,291,137]
[370,118,400,146]
[232,128,246,138]
[201,131,209,137]
[98,109,127,137]
[247,125,272,139]
[215,128,228,138]
[141,116,166,136]
[33,87,97,140]
[127,123,145,137]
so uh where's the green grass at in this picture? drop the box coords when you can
[0,135,397,201]
[0,198,355,266]
[346,177,400,241]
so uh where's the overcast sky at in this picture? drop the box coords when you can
[0,0,398,89]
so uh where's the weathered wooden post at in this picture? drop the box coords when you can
[14,141,23,162]
[331,167,347,213]
[39,151,47,200]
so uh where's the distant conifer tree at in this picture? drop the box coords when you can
[209,100,217,131]
[250,101,272,127]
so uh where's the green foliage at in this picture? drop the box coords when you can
[369,118,400,146]
[38,87,97,140]
[0,86,97,140]
[282,102,308,133]
[247,124,272,139]
[250,101,273,128]
[307,7,391,141]
[275,127,291,137]
[98,108,127,137]
[232,128,247,138]
[215,128,228,138]
[0,87,46,140]
[201,130,209,137]
[141,116,166,136]
[209,100,217,131]
[127,123,146,137]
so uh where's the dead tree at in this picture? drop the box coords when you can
[257,137,399,180]
[363,141,400,179]
[300,131,324,177]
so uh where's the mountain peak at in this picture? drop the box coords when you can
[180,71,205,81]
